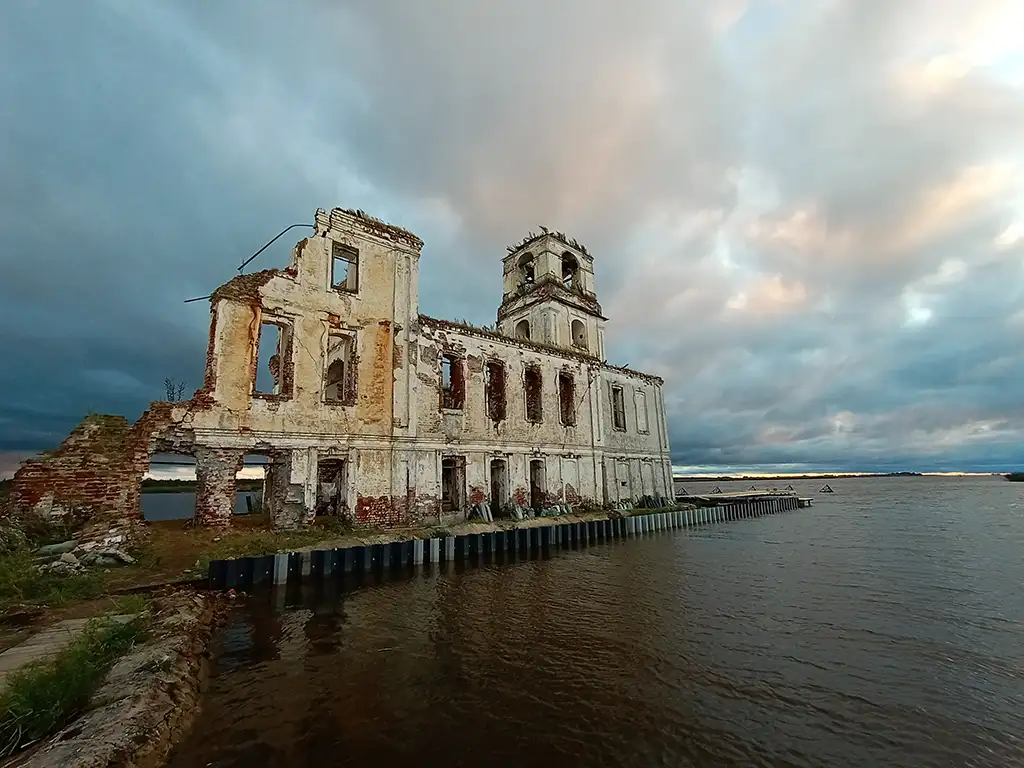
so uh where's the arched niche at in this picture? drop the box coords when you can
[570,318,587,350]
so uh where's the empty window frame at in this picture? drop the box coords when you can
[610,384,627,431]
[324,333,357,405]
[518,252,535,285]
[254,319,292,397]
[515,319,531,340]
[562,252,579,289]
[440,353,465,410]
[331,242,359,293]
[558,371,576,426]
[524,365,543,422]
[485,360,507,421]
[635,389,649,433]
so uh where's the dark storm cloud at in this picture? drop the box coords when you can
[1,0,1022,477]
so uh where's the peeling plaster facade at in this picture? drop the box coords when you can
[8,208,672,531]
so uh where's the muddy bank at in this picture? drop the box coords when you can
[7,590,225,768]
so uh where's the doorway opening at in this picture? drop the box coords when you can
[441,456,466,516]
[490,459,509,518]
[529,458,546,512]
[315,459,348,518]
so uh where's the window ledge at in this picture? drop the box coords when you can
[252,392,293,402]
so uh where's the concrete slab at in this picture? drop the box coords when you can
[0,615,136,691]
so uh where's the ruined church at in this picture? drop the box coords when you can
[8,208,672,530]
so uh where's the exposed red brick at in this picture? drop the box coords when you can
[355,494,409,528]
[5,404,184,537]
[210,269,280,304]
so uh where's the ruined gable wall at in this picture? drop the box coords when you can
[189,217,419,442]
[182,212,423,529]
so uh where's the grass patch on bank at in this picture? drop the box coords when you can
[0,551,106,611]
[0,614,146,757]
[187,517,358,574]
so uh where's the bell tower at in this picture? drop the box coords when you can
[496,229,606,358]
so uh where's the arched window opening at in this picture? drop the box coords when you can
[561,252,579,289]
[570,319,587,350]
[515,319,531,340]
[518,252,535,285]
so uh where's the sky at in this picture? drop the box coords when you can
[1,0,1023,479]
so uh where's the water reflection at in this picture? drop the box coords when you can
[170,477,1024,767]
[140,491,254,521]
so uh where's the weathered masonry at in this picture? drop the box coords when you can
[8,208,672,530]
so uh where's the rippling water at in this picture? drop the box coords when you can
[170,477,1024,767]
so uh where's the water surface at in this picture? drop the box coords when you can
[141,491,254,521]
[170,476,1024,767]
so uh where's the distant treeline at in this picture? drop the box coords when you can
[1005,473,1024,482]
[141,478,264,494]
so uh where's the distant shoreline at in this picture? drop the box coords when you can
[140,478,263,494]
[671,472,1002,482]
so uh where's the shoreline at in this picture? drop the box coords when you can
[7,589,225,768]
[207,495,803,591]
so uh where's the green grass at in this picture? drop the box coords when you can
[110,593,150,615]
[0,551,106,611]
[0,615,146,756]
[186,517,364,576]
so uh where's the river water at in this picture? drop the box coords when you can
[169,476,1024,767]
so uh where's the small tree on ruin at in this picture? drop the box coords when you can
[163,378,188,402]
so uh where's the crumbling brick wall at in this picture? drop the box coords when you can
[355,495,410,528]
[194,447,243,528]
[5,405,183,535]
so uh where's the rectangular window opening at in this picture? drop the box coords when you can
[524,365,543,423]
[558,371,576,426]
[324,333,357,405]
[331,242,359,293]
[441,457,466,514]
[635,390,649,433]
[440,354,465,410]
[611,385,626,431]
[254,320,292,397]
[485,360,507,421]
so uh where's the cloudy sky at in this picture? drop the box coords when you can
[2,0,1023,478]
